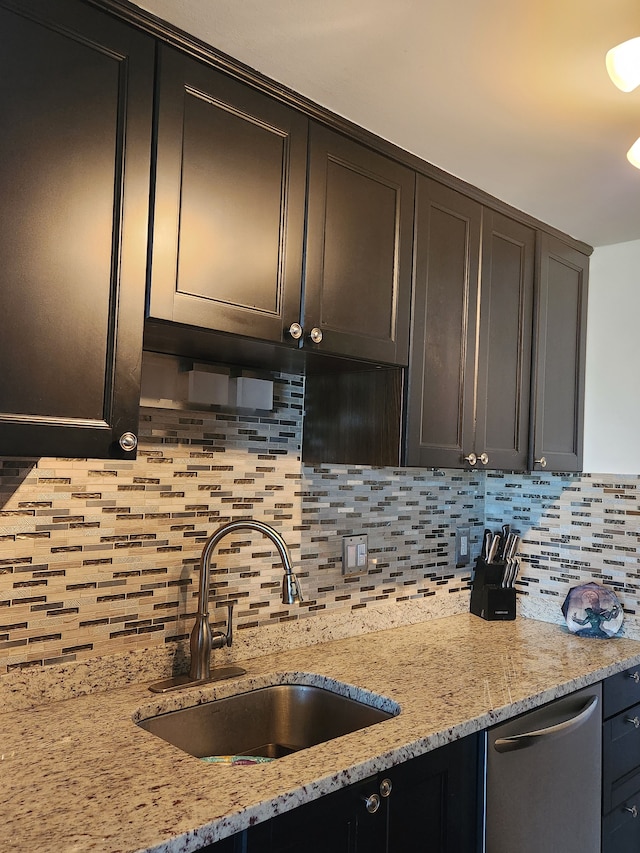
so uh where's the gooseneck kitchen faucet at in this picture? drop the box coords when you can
[190,519,303,681]
[149,519,303,693]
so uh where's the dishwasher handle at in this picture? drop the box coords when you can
[494,695,599,753]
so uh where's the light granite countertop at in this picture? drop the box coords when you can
[3,613,640,853]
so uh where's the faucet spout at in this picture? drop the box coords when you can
[189,519,303,683]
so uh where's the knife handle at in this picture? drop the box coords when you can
[487,534,501,563]
[482,529,493,560]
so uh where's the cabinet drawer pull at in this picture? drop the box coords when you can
[288,322,303,340]
[464,453,477,466]
[534,457,547,468]
[479,452,489,465]
[627,671,640,684]
[309,327,323,344]
[624,805,638,818]
[379,778,392,798]
[362,793,380,814]
[119,432,137,452]
[626,716,640,728]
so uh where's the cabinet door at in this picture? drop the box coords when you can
[405,177,481,468]
[475,211,534,471]
[603,781,640,853]
[531,234,589,472]
[304,124,414,365]
[603,664,640,719]
[148,45,308,345]
[385,734,480,853]
[603,699,640,814]
[247,775,385,852]
[0,0,153,458]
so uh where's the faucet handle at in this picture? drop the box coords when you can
[224,602,234,648]
[211,602,235,650]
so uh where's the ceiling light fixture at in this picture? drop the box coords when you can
[627,137,640,169]
[606,37,640,169]
[606,37,640,92]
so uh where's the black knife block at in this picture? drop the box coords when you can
[470,557,516,621]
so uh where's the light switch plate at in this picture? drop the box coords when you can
[455,526,470,566]
[342,534,368,575]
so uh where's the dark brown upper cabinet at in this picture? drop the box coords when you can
[405,177,534,471]
[146,63,414,369]
[303,124,415,365]
[0,0,153,458]
[531,234,589,472]
[147,45,308,347]
[300,127,415,465]
[405,178,480,469]
[475,209,535,470]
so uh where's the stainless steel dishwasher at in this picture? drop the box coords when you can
[485,682,602,853]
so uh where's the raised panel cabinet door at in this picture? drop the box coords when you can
[148,45,308,345]
[532,234,589,472]
[304,123,414,365]
[246,774,385,852]
[474,211,535,471]
[405,177,481,468]
[603,795,640,853]
[385,735,480,852]
[0,0,153,458]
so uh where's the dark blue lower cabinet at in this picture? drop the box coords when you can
[384,734,480,852]
[602,666,640,852]
[201,733,480,852]
[249,774,381,853]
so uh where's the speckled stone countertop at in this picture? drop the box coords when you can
[3,613,640,853]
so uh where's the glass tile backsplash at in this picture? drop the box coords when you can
[0,372,638,673]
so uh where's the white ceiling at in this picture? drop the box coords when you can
[134,0,640,247]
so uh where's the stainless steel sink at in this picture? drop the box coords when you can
[137,683,398,760]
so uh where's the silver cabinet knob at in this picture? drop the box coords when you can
[288,322,303,340]
[119,432,137,452]
[626,716,640,728]
[479,452,489,465]
[464,453,477,466]
[627,671,640,684]
[625,805,639,818]
[534,456,547,468]
[362,793,380,814]
[379,778,392,798]
[309,327,323,344]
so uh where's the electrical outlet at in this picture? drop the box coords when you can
[342,534,368,575]
[455,526,470,566]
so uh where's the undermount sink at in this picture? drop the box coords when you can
[137,683,399,760]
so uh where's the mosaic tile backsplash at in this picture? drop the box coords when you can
[1,370,638,674]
